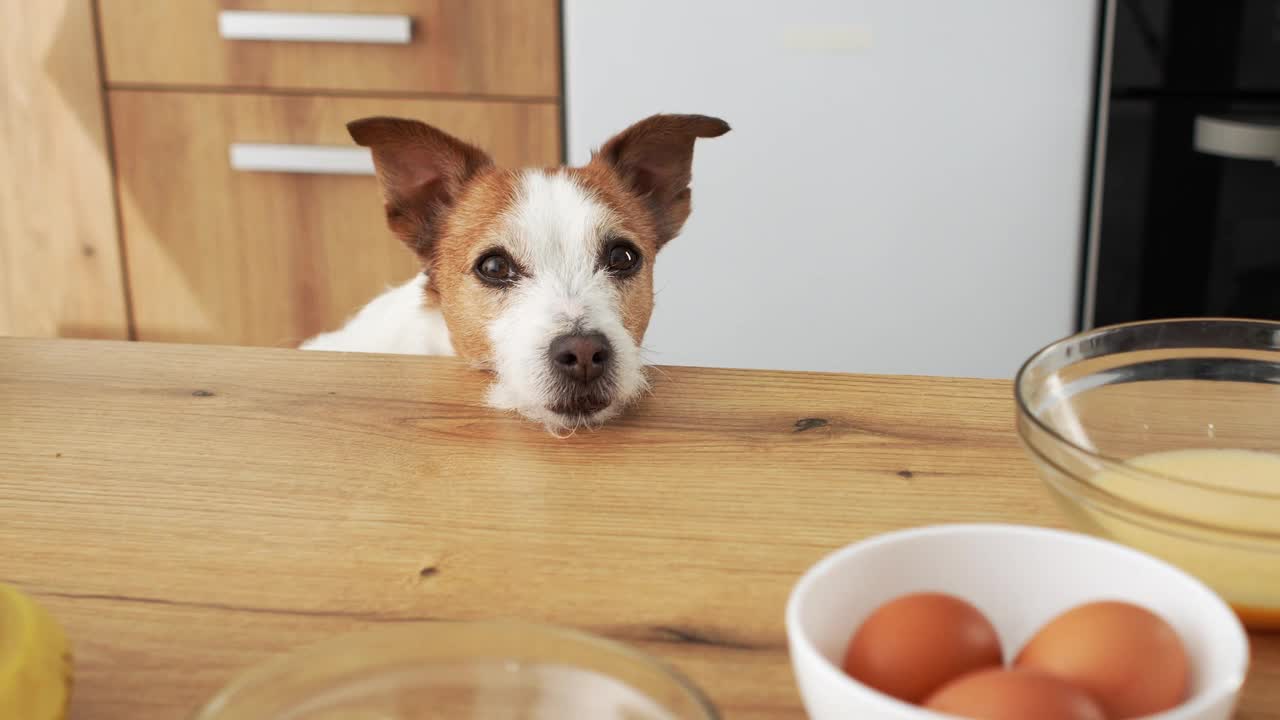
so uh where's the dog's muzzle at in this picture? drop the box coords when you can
[546,332,615,416]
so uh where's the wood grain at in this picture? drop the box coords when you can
[0,0,129,340]
[97,0,561,98]
[1,339,1275,720]
[108,90,560,347]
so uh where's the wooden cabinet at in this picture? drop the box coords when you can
[97,0,561,97]
[111,91,559,345]
[3,0,562,346]
[0,0,129,340]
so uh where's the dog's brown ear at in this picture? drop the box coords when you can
[593,114,730,247]
[348,116,493,262]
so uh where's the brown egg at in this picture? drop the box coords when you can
[842,592,1002,704]
[1015,600,1191,719]
[924,667,1108,720]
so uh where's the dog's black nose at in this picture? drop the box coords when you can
[549,332,612,385]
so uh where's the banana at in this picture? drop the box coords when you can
[0,583,72,720]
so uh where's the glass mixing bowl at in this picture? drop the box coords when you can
[1016,318,1280,630]
[192,622,718,719]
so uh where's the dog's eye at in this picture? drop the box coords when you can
[475,253,519,285]
[605,242,642,276]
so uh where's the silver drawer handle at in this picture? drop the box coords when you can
[218,10,412,44]
[229,144,375,175]
[1193,115,1280,165]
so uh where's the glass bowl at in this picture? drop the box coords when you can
[1015,318,1280,630]
[192,621,718,720]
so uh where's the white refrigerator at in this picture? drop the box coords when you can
[564,1,1101,379]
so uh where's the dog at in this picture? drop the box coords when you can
[300,113,729,432]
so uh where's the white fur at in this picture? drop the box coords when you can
[298,274,454,356]
[299,171,648,431]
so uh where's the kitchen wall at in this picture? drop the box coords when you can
[566,1,1102,379]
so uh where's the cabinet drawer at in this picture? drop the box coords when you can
[97,0,561,97]
[109,90,560,346]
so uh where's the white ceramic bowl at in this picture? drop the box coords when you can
[785,524,1249,720]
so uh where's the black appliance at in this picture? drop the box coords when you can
[1084,0,1280,327]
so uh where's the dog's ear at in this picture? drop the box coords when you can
[348,116,493,262]
[593,114,730,247]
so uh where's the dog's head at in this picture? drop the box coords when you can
[349,114,729,431]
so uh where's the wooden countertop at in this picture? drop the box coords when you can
[1,339,1275,719]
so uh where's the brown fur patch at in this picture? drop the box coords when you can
[593,114,730,247]
[565,164,662,343]
[348,117,492,259]
[426,169,521,362]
